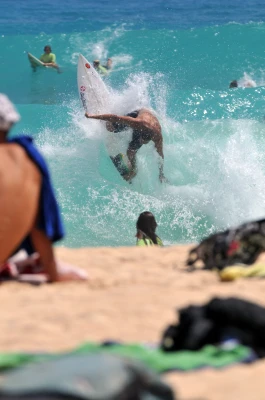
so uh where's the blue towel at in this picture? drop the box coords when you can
[9,135,65,253]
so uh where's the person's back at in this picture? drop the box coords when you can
[0,144,41,263]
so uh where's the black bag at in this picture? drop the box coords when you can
[0,352,175,400]
[161,296,265,357]
[186,218,265,270]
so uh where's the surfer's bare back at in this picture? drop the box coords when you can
[85,108,167,183]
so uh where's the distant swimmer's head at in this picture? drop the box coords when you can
[137,211,157,233]
[229,80,238,88]
[136,211,159,244]
[44,45,52,53]
[0,94,20,133]
[93,60,100,68]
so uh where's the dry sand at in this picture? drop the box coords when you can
[1,244,265,400]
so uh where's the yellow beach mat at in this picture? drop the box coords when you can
[219,264,265,281]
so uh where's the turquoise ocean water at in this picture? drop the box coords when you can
[2,1,265,247]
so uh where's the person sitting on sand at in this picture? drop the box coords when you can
[0,94,87,283]
[136,211,163,246]
[93,60,108,76]
[40,45,61,73]
[85,108,167,183]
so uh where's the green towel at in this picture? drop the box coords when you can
[75,343,251,372]
[0,353,175,400]
[0,342,251,373]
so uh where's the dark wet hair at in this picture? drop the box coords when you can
[111,110,140,133]
[136,211,159,244]
[126,110,139,118]
[111,121,127,133]
[229,80,238,88]
[44,45,52,52]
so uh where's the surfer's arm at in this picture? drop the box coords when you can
[85,113,144,130]
[30,227,59,282]
[85,113,118,121]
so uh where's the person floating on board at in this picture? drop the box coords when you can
[0,94,87,283]
[85,108,167,183]
[40,45,61,73]
[93,60,108,76]
[136,211,163,246]
[229,79,257,88]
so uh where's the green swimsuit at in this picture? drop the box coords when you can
[136,233,163,247]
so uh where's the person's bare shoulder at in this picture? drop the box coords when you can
[0,144,40,185]
[1,143,26,160]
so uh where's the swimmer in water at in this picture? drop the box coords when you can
[229,79,257,88]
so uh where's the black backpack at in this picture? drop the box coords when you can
[186,218,265,271]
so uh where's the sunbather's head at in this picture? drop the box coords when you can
[0,94,20,134]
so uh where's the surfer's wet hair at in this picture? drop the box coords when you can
[111,110,140,133]
[111,121,127,133]
[126,110,139,118]
[44,45,52,52]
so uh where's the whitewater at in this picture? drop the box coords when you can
[1,2,265,247]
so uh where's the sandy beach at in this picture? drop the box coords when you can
[1,244,265,399]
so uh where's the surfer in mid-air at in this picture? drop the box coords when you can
[85,108,167,183]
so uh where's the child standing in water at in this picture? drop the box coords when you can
[136,211,163,246]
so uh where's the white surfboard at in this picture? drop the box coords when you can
[77,54,130,179]
[77,54,110,114]
[27,52,52,69]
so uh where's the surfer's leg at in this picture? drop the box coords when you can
[111,154,131,177]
